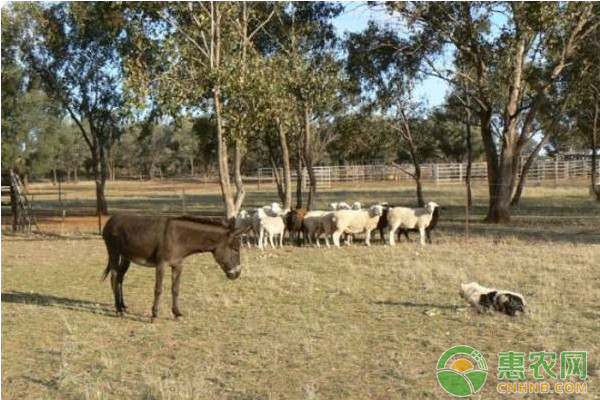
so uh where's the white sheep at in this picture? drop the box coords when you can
[329,202,351,210]
[331,205,383,247]
[250,203,284,247]
[234,210,254,247]
[351,202,361,210]
[459,282,526,316]
[256,207,285,249]
[387,202,439,246]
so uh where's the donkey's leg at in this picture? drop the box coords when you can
[171,264,183,318]
[116,260,130,312]
[108,250,122,314]
[151,262,166,322]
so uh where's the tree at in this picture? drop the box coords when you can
[22,2,127,214]
[565,25,600,201]
[124,2,277,218]
[392,2,598,222]
[1,6,63,181]
[346,22,431,206]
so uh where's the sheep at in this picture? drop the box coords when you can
[235,210,254,247]
[329,202,351,210]
[387,202,439,246]
[351,202,361,210]
[302,210,330,247]
[397,205,441,244]
[459,282,526,316]
[331,205,384,247]
[256,207,285,249]
[250,203,284,247]
[285,208,307,246]
[376,203,392,243]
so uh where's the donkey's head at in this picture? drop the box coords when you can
[213,222,250,280]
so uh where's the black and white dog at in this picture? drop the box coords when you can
[460,282,526,316]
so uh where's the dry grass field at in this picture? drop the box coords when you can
[2,180,599,399]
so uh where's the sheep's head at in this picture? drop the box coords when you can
[256,208,267,219]
[352,202,361,210]
[370,204,384,216]
[329,202,338,210]
[338,202,351,210]
[238,210,248,219]
[425,201,440,214]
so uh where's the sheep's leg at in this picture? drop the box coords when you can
[365,230,371,246]
[258,228,265,250]
[419,225,426,246]
[324,235,330,248]
[279,232,283,248]
[426,229,432,244]
[269,232,275,248]
[332,231,342,248]
[389,224,399,246]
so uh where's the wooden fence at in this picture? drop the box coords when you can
[256,159,600,188]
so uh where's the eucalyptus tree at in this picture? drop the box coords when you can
[346,22,431,206]
[1,5,64,181]
[257,2,344,210]
[565,25,600,201]
[123,2,278,217]
[391,2,598,222]
[20,2,126,214]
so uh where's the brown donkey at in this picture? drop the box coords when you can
[101,214,249,321]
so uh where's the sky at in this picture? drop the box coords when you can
[332,2,450,108]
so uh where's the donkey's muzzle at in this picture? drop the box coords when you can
[226,266,242,280]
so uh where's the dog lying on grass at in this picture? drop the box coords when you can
[460,282,526,316]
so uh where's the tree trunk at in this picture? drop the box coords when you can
[295,145,304,209]
[233,139,246,213]
[92,145,108,215]
[465,90,473,210]
[214,89,236,218]
[511,134,551,206]
[278,122,292,210]
[399,109,424,207]
[303,104,317,211]
[269,155,286,204]
[486,148,519,223]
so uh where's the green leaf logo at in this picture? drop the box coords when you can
[436,346,488,397]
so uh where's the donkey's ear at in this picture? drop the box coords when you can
[232,224,252,236]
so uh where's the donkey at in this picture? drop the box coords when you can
[101,214,250,321]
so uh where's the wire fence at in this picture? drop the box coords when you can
[257,159,600,188]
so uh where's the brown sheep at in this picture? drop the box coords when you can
[286,208,307,246]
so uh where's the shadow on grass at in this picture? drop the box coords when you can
[373,300,463,310]
[1,291,148,322]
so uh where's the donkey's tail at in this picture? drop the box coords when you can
[100,263,112,281]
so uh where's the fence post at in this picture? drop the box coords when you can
[459,163,463,182]
[565,161,569,179]
[181,189,186,214]
[257,169,261,190]
[434,164,440,186]
[554,161,558,187]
